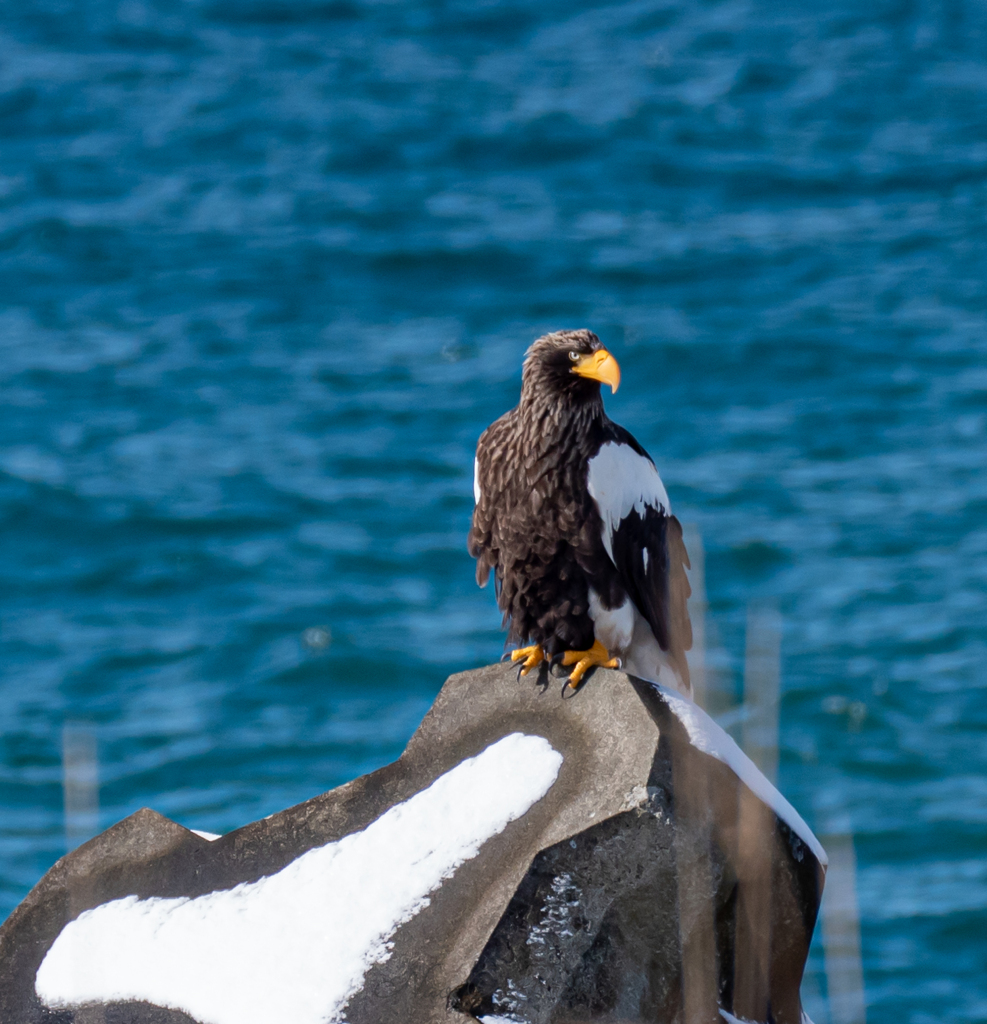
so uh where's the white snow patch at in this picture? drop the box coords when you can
[36,733,563,1024]
[586,441,670,561]
[191,830,221,841]
[654,685,827,868]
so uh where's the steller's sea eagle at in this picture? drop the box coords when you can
[468,329,692,694]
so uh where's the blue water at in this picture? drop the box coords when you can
[1,0,986,1019]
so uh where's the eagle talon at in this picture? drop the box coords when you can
[510,644,545,677]
[561,639,620,689]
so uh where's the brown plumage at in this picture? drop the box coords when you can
[468,329,693,693]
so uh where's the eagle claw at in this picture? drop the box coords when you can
[510,644,545,678]
[561,639,620,689]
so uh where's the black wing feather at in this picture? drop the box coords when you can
[597,425,693,685]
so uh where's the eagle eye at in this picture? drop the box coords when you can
[568,350,580,362]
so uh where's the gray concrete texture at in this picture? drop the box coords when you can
[0,664,824,1023]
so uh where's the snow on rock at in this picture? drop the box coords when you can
[654,684,828,868]
[36,732,563,1024]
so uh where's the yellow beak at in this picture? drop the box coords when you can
[572,349,620,393]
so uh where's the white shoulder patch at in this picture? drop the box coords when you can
[586,441,670,560]
[473,456,481,504]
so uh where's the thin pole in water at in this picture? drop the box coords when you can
[732,601,782,1021]
[683,521,708,711]
[742,602,781,785]
[62,723,99,854]
[820,827,867,1024]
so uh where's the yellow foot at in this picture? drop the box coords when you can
[510,643,545,676]
[561,639,620,689]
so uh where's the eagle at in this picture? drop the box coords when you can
[468,329,693,694]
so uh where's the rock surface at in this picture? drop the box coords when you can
[0,664,825,1024]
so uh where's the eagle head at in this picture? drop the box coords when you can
[522,329,621,402]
